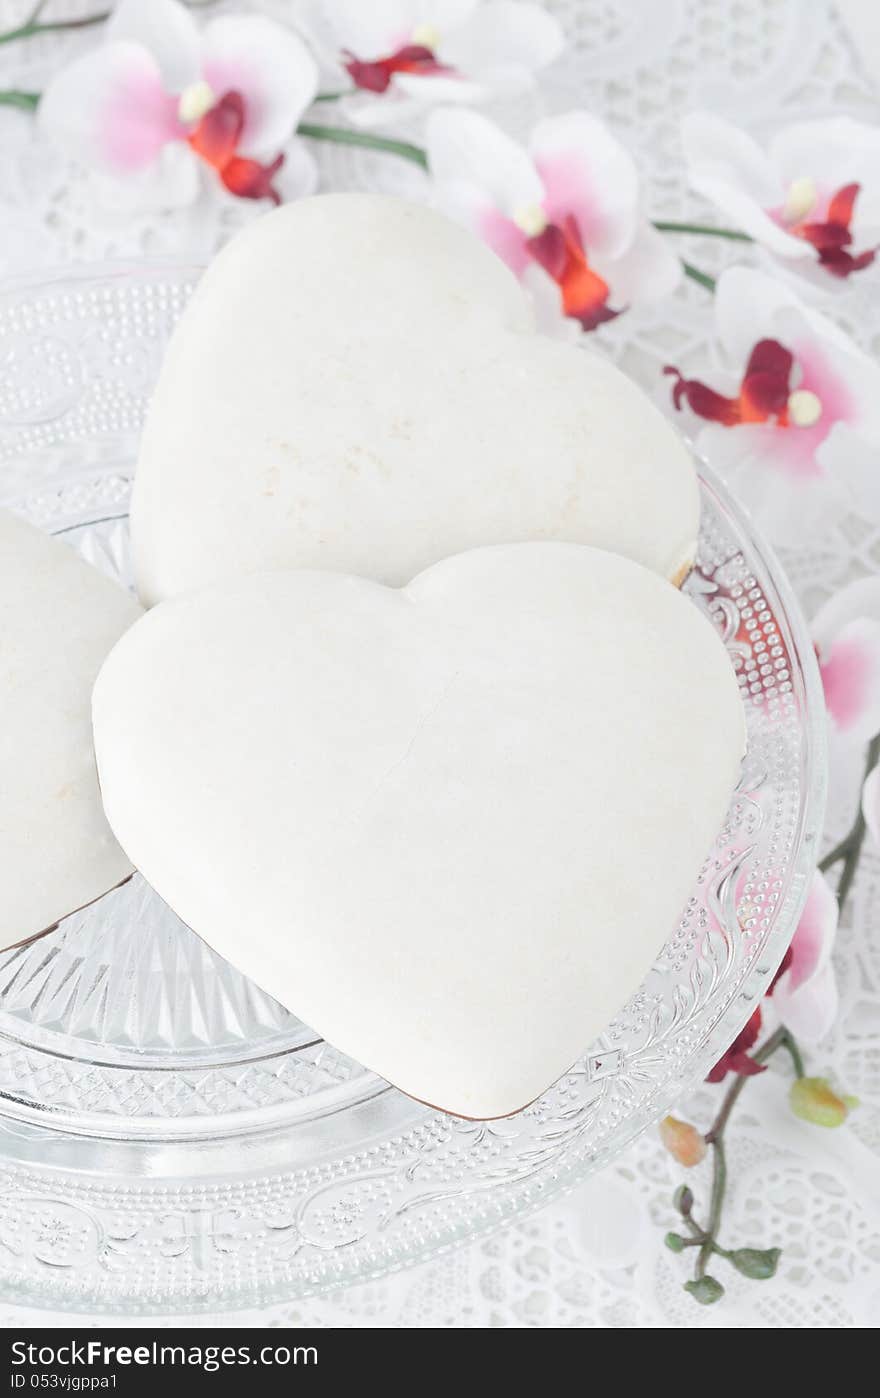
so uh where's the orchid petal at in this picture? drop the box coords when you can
[274,137,320,202]
[682,111,812,258]
[862,763,880,848]
[199,17,319,156]
[713,266,796,363]
[343,92,445,129]
[321,0,477,60]
[530,112,640,260]
[695,419,849,545]
[39,42,182,176]
[390,71,488,103]
[521,264,581,338]
[597,221,681,306]
[426,108,543,223]
[773,961,839,1043]
[429,0,482,30]
[713,269,880,450]
[320,0,417,61]
[441,2,564,78]
[771,873,839,1044]
[107,0,200,93]
[812,576,880,648]
[817,617,880,742]
[432,178,531,276]
[812,578,880,746]
[770,117,880,240]
[821,425,880,530]
[788,871,838,991]
[89,140,201,214]
[683,111,781,206]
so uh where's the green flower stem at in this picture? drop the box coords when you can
[680,261,717,292]
[0,0,218,46]
[653,219,753,243]
[297,121,429,170]
[0,89,39,109]
[0,11,108,46]
[690,1026,803,1284]
[695,1136,726,1279]
[819,732,880,912]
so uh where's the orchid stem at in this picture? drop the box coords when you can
[818,733,880,912]
[691,1025,802,1281]
[0,0,218,46]
[297,121,429,170]
[681,261,717,292]
[0,12,108,45]
[653,219,753,243]
[696,1138,726,1278]
[0,89,39,110]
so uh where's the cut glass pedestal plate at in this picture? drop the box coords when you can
[0,267,826,1314]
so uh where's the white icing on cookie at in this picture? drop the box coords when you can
[0,510,141,946]
[94,543,744,1118]
[132,194,698,606]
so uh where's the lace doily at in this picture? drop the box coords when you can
[0,0,878,1328]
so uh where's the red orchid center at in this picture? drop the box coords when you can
[775,179,877,279]
[521,209,621,332]
[665,338,824,429]
[186,90,284,205]
[344,38,454,94]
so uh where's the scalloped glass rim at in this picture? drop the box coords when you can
[0,264,827,1314]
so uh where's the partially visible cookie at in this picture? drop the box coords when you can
[0,510,141,947]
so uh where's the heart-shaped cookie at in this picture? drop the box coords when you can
[93,543,744,1118]
[0,509,141,948]
[131,195,698,606]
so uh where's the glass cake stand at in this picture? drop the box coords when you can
[0,266,826,1315]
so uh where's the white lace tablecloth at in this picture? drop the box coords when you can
[1,0,879,1329]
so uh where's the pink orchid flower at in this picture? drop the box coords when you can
[39,0,319,209]
[682,112,880,285]
[316,0,564,128]
[709,871,840,1079]
[811,579,880,744]
[426,108,680,334]
[665,267,880,543]
[768,872,839,1044]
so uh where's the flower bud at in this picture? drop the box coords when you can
[660,1115,708,1166]
[673,1184,694,1216]
[789,1076,858,1128]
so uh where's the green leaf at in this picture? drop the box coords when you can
[684,1276,724,1305]
[728,1247,781,1280]
[673,1185,694,1216]
[665,1232,685,1253]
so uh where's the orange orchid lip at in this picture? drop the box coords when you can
[344,44,454,94]
[789,182,878,278]
[665,338,795,427]
[188,90,284,205]
[527,214,622,331]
